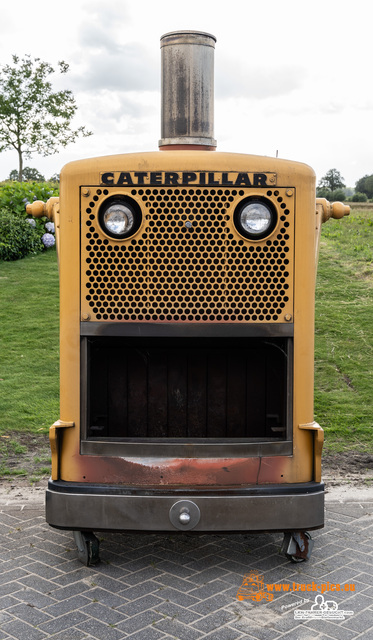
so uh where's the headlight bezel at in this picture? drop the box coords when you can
[98,195,142,240]
[233,197,278,241]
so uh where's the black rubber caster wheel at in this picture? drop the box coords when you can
[73,531,100,566]
[281,531,313,563]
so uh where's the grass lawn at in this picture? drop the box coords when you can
[0,209,372,477]
[0,250,59,478]
[314,208,373,452]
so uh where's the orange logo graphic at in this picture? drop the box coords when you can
[236,571,274,602]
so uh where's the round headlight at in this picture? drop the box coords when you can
[98,196,142,239]
[104,203,134,236]
[234,198,277,240]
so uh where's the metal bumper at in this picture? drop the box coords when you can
[46,480,324,533]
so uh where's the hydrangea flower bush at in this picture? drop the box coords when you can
[41,232,55,248]
[0,180,59,260]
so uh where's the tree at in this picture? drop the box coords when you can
[0,55,92,181]
[9,166,45,181]
[317,169,346,194]
[355,174,373,200]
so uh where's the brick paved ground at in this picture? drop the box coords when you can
[0,487,372,640]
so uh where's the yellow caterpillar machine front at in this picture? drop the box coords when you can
[28,31,349,565]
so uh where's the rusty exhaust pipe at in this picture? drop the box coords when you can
[159,30,217,151]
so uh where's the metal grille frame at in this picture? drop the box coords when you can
[81,186,295,324]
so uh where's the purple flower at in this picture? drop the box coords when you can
[45,221,55,233]
[26,218,36,227]
[41,233,55,248]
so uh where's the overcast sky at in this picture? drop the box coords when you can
[0,0,371,187]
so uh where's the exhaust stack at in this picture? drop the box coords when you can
[159,30,217,150]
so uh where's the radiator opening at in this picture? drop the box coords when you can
[82,336,292,450]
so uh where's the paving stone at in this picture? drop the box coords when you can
[189,592,235,614]
[50,566,93,586]
[0,556,35,572]
[82,586,128,607]
[0,619,48,640]
[184,544,222,560]
[306,618,357,640]
[80,601,124,625]
[341,592,372,613]
[39,610,90,635]
[76,617,124,639]
[354,572,373,587]
[119,580,162,600]
[202,628,245,640]
[192,607,237,632]
[152,585,200,607]
[228,619,281,640]
[125,628,166,640]
[0,613,13,625]
[117,609,162,634]
[153,573,199,592]
[16,560,64,580]
[121,556,160,572]
[13,587,56,608]
[0,583,23,597]
[0,498,373,640]
[87,572,128,592]
[353,632,373,640]
[313,567,361,584]
[188,565,232,584]
[275,628,322,640]
[360,585,373,599]
[118,565,163,586]
[154,617,202,640]
[17,574,58,594]
[153,548,199,566]
[0,594,22,609]
[7,602,53,626]
[44,594,92,617]
[43,631,87,640]
[0,568,30,586]
[153,600,202,624]
[48,580,92,600]
[341,608,373,633]
[117,593,163,616]
[155,559,199,579]
[188,578,232,599]
[23,549,69,567]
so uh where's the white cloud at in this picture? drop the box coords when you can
[0,0,372,186]
[70,43,158,92]
[216,58,305,100]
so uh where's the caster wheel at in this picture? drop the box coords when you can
[288,554,307,564]
[281,531,313,563]
[73,531,100,566]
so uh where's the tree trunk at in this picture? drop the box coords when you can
[18,150,23,182]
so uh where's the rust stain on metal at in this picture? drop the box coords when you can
[256,456,291,484]
[65,455,261,486]
[296,532,311,560]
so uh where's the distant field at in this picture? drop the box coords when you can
[345,202,373,209]
[0,209,372,460]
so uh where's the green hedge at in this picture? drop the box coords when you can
[0,181,59,261]
[0,209,44,260]
[0,180,59,217]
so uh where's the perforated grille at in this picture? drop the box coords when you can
[81,186,294,323]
